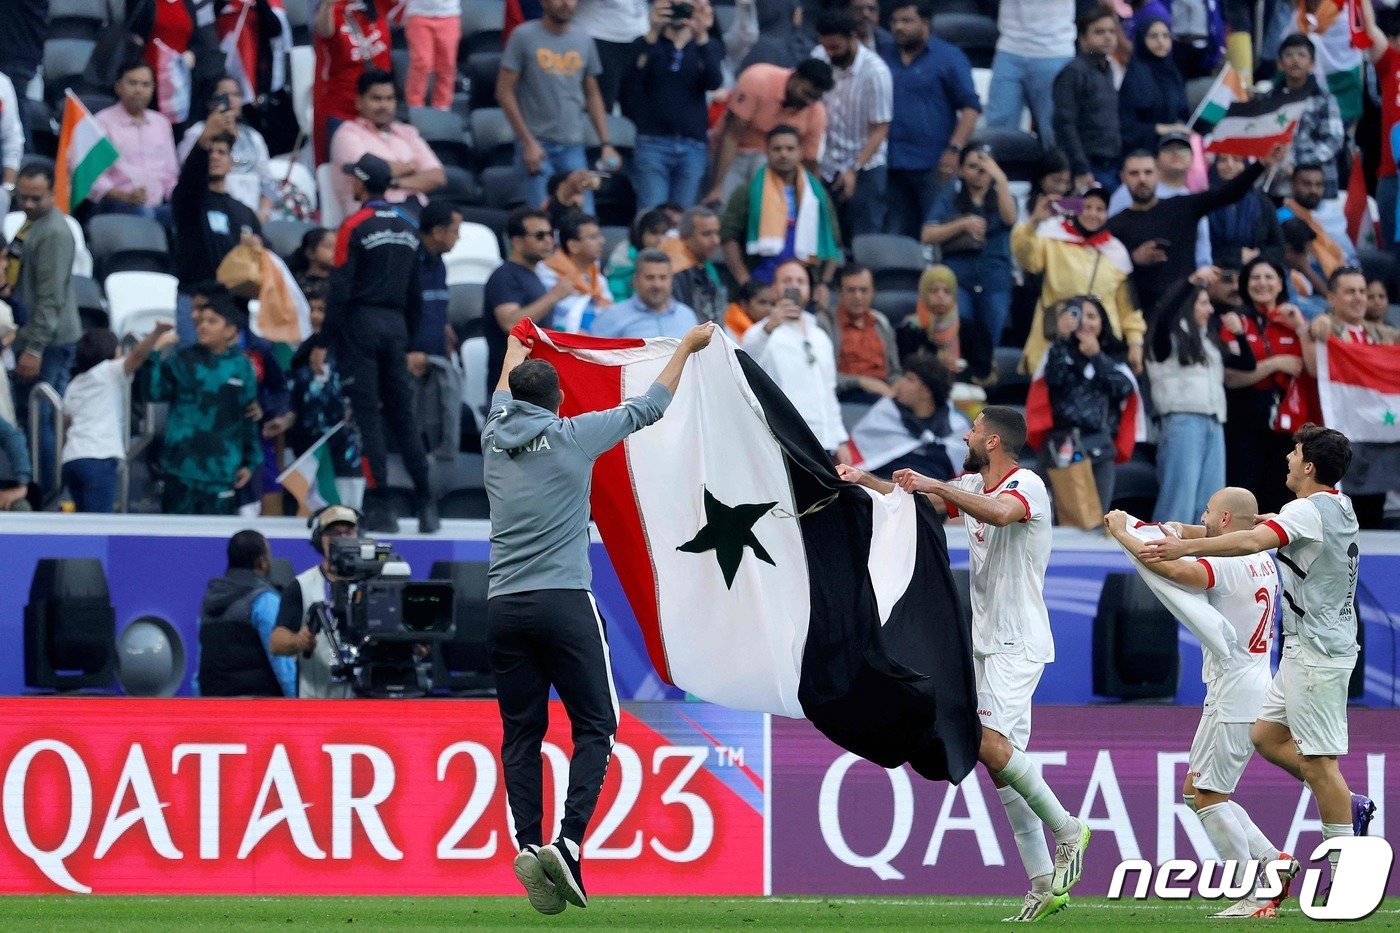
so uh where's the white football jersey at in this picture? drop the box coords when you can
[1263,491,1360,666]
[1197,553,1278,722]
[948,467,1054,662]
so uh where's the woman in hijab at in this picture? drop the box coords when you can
[1118,17,1191,155]
[1011,187,1144,373]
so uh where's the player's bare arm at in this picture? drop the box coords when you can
[1104,511,1209,590]
[895,469,1025,526]
[1140,524,1280,563]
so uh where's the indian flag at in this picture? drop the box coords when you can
[1317,338,1400,443]
[277,422,344,513]
[54,90,118,214]
[1204,97,1309,159]
[1189,63,1248,135]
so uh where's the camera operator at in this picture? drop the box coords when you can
[198,530,294,698]
[270,505,361,698]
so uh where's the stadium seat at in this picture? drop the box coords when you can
[42,38,96,107]
[410,107,473,169]
[973,128,1044,183]
[479,165,528,210]
[599,225,629,264]
[1109,451,1159,515]
[264,156,319,213]
[853,234,926,292]
[4,211,93,278]
[458,206,511,254]
[931,0,983,13]
[584,113,638,152]
[262,218,318,262]
[87,214,169,278]
[448,282,486,337]
[468,108,517,170]
[427,560,496,695]
[390,48,411,93]
[1358,248,1398,299]
[461,336,489,430]
[871,290,918,326]
[460,0,506,57]
[1092,572,1180,700]
[283,0,312,44]
[73,275,107,330]
[289,45,315,136]
[932,13,997,69]
[21,98,58,159]
[75,91,114,116]
[47,0,109,39]
[317,163,345,228]
[444,221,503,286]
[105,271,178,338]
[1185,76,1215,114]
[465,51,503,111]
[985,346,1030,406]
[436,165,484,207]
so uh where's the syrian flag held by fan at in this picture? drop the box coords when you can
[1317,338,1400,443]
[1203,97,1308,158]
[1025,353,1145,463]
[514,320,980,782]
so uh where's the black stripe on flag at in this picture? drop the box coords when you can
[734,351,980,783]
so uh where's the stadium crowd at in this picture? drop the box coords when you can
[0,0,1398,531]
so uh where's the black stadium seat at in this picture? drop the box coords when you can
[42,38,96,106]
[479,165,528,210]
[932,13,998,69]
[469,108,517,170]
[48,0,109,40]
[460,0,506,57]
[262,219,318,262]
[466,51,503,110]
[972,128,1045,183]
[87,215,170,278]
[872,290,918,327]
[73,275,107,330]
[1358,248,1398,299]
[448,282,486,337]
[436,165,485,207]
[853,233,926,292]
[411,107,473,169]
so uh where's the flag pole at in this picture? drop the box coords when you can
[1187,63,1232,129]
[275,420,345,485]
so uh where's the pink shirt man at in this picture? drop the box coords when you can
[90,104,179,207]
[329,117,445,217]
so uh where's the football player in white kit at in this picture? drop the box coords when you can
[1143,425,1374,906]
[1106,489,1298,919]
[841,406,1091,922]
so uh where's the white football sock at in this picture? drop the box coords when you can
[1197,802,1251,887]
[1229,802,1281,863]
[998,784,1053,889]
[1321,822,1353,872]
[996,749,1077,842]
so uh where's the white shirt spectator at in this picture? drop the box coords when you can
[811,42,892,177]
[61,359,129,464]
[0,72,21,188]
[741,311,848,450]
[996,0,1076,59]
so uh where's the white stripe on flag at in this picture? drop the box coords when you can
[860,486,919,627]
[621,336,811,718]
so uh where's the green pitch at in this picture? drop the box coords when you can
[0,896,1395,930]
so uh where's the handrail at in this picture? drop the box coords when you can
[26,381,64,510]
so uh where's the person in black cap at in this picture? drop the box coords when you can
[144,286,263,516]
[326,153,440,534]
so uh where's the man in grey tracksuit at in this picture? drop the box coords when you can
[483,321,715,915]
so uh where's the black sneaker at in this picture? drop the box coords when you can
[538,838,587,908]
[513,845,565,915]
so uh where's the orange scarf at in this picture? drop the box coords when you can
[543,252,611,306]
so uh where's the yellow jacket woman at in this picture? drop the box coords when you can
[1013,193,1145,373]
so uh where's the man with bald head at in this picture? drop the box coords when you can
[1106,491,1295,919]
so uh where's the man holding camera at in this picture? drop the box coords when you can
[484,322,715,914]
[271,505,361,698]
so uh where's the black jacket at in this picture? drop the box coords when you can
[198,568,281,697]
[326,201,424,339]
[1044,338,1133,437]
[1052,52,1120,175]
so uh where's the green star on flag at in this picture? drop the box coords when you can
[1385,410,1397,426]
[677,488,778,589]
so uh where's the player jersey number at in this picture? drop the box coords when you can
[1250,587,1275,654]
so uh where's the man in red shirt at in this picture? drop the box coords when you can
[312,0,391,163]
[1361,0,1400,246]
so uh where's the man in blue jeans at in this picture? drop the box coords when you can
[625,0,724,211]
[984,0,1074,144]
[8,165,79,499]
[499,0,622,212]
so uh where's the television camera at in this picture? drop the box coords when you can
[306,538,455,697]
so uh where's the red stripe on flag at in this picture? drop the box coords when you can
[517,322,671,684]
[1115,389,1139,464]
[1204,126,1296,159]
[1325,337,1400,393]
[1025,370,1052,452]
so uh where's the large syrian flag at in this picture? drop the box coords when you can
[515,320,980,782]
[1317,337,1400,443]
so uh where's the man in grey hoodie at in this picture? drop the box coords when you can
[485,321,715,915]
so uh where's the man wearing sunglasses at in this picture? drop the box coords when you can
[483,207,579,404]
